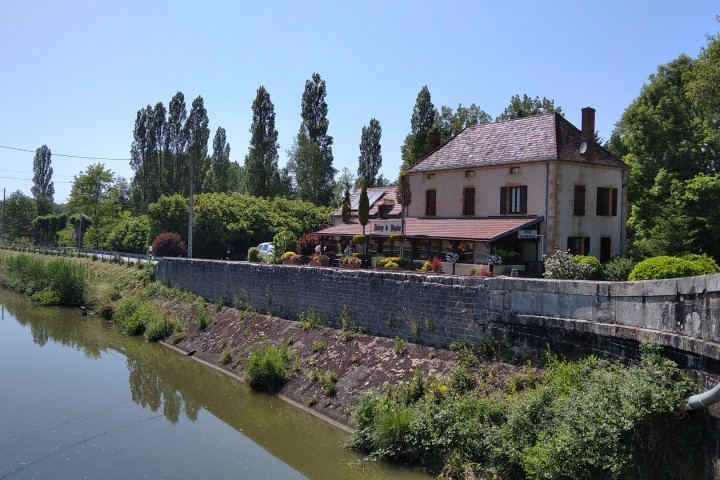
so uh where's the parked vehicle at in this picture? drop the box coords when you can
[257,242,275,259]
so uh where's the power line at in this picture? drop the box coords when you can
[0,175,73,183]
[0,145,131,161]
[0,168,74,178]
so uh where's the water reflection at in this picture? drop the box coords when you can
[0,289,431,480]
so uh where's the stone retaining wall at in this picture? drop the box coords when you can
[157,258,720,363]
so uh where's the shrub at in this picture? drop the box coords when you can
[377,256,408,269]
[247,247,262,262]
[31,289,62,306]
[298,307,323,330]
[544,249,584,280]
[296,232,320,256]
[196,304,209,330]
[351,234,366,246]
[603,254,636,281]
[281,251,296,260]
[573,255,603,280]
[683,253,720,275]
[393,336,408,355]
[244,343,292,392]
[469,266,492,277]
[273,230,296,257]
[629,256,703,281]
[341,255,362,267]
[45,259,86,305]
[152,232,187,257]
[420,257,443,273]
[145,316,177,341]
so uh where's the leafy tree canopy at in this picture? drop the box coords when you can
[495,94,563,121]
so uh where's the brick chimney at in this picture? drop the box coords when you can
[428,131,441,152]
[581,107,595,160]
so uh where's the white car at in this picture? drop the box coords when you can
[257,242,275,259]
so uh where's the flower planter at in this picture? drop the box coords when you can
[282,259,300,266]
[339,264,361,269]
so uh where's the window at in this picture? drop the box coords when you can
[465,170,475,178]
[600,237,612,263]
[427,173,435,180]
[596,187,618,216]
[509,167,519,174]
[463,187,475,215]
[574,185,586,215]
[425,189,436,216]
[567,237,590,255]
[500,186,528,214]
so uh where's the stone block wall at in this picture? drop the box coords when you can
[157,258,720,361]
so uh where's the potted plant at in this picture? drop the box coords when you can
[281,251,300,265]
[340,255,362,269]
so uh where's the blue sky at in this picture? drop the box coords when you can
[1,1,718,203]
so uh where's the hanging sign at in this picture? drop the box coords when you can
[517,229,537,239]
[372,220,402,234]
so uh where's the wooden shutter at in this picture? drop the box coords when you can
[574,185,586,215]
[500,187,507,214]
[426,190,436,216]
[584,237,591,255]
[520,186,528,214]
[611,188,618,216]
[463,188,475,215]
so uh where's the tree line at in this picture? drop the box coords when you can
[3,24,720,262]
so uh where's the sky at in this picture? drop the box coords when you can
[1,1,718,204]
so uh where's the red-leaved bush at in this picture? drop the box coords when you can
[296,233,319,256]
[152,232,187,257]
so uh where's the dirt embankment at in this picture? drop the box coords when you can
[159,300,462,427]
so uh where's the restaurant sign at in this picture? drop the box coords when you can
[372,220,402,235]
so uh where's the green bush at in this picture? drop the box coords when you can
[145,315,177,341]
[349,346,702,478]
[45,259,85,305]
[573,255,603,280]
[603,254,636,281]
[683,253,720,275]
[244,343,292,392]
[31,289,62,306]
[247,247,262,262]
[629,256,704,281]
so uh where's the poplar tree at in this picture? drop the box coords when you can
[358,185,369,235]
[184,95,210,194]
[400,86,435,171]
[288,73,336,205]
[164,92,188,195]
[31,145,54,215]
[341,185,351,224]
[205,127,231,193]
[245,86,280,197]
[357,118,382,188]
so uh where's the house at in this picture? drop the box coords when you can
[318,107,627,274]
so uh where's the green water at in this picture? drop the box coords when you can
[0,289,431,479]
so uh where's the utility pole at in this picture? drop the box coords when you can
[187,156,194,259]
[1,188,5,244]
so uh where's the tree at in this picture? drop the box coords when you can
[357,118,383,188]
[434,104,492,142]
[184,95,210,194]
[396,171,412,259]
[400,86,435,171]
[496,94,563,121]
[288,73,336,205]
[67,164,120,248]
[244,86,280,197]
[164,92,188,196]
[358,186,369,235]
[4,191,37,241]
[609,39,720,258]
[31,145,54,215]
[341,185,351,224]
[204,127,232,193]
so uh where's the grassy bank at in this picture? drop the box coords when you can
[0,249,706,479]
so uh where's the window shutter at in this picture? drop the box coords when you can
[520,186,528,214]
[426,190,436,216]
[500,187,507,214]
[464,188,475,215]
[584,237,590,255]
[574,185,586,215]
[611,188,618,216]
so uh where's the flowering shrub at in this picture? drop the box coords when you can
[421,256,444,273]
[281,251,296,260]
[152,232,187,257]
[543,249,602,280]
[445,252,460,264]
[487,253,503,266]
[341,255,362,267]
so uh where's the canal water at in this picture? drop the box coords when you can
[0,289,431,480]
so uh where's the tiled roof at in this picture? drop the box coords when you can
[317,216,542,242]
[331,187,402,217]
[407,113,625,173]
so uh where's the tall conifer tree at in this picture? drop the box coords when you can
[245,86,280,197]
